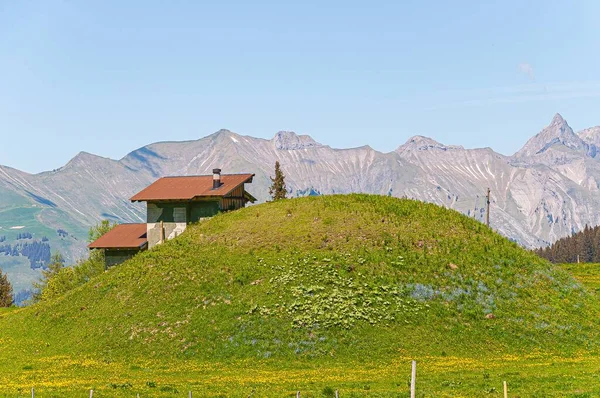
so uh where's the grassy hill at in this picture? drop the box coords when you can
[0,194,599,397]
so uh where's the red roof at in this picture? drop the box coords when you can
[130,174,254,202]
[88,223,148,250]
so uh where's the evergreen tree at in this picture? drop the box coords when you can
[269,161,288,201]
[0,270,13,307]
[593,231,600,263]
[583,225,594,262]
[536,224,600,264]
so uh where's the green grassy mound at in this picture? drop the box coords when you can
[5,195,597,358]
[0,194,598,396]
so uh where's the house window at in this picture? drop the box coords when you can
[174,207,186,223]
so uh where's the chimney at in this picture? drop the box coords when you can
[212,168,222,189]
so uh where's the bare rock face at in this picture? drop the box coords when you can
[396,135,463,155]
[578,126,600,147]
[272,131,323,150]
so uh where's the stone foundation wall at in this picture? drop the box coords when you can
[147,222,187,248]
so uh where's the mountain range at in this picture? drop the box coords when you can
[1,113,600,293]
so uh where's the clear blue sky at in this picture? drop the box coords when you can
[1,1,600,173]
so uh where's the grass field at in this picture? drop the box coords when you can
[0,195,599,397]
[0,350,599,397]
[560,262,600,292]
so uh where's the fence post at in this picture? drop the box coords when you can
[503,381,508,398]
[296,392,300,398]
[31,388,34,398]
[89,389,94,398]
[410,360,416,398]
[335,390,339,398]
[189,391,192,398]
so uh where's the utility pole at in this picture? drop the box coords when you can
[485,188,490,228]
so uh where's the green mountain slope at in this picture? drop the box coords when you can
[0,195,598,396]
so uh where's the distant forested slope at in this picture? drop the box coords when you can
[536,225,600,263]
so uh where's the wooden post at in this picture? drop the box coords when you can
[89,389,93,398]
[335,390,339,398]
[485,188,491,227]
[503,380,508,398]
[410,360,416,398]
[577,254,580,263]
[189,391,192,398]
[296,392,300,398]
[31,388,34,398]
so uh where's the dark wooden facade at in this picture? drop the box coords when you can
[146,200,220,224]
[105,249,141,268]
[220,185,249,211]
[146,187,252,224]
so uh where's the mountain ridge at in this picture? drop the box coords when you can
[2,114,600,294]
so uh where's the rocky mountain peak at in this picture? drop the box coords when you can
[272,131,322,150]
[513,114,587,158]
[396,135,463,154]
[550,113,566,127]
[65,151,102,167]
[214,129,234,136]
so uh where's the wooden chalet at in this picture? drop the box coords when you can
[89,169,255,267]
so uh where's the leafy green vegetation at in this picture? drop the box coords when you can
[0,194,598,396]
[31,252,65,302]
[33,220,115,302]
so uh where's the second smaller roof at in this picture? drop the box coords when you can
[88,223,148,250]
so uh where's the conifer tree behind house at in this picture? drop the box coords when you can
[269,160,288,200]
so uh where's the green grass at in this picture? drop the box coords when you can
[559,262,600,292]
[0,189,29,211]
[0,194,599,396]
[0,205,87,242]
